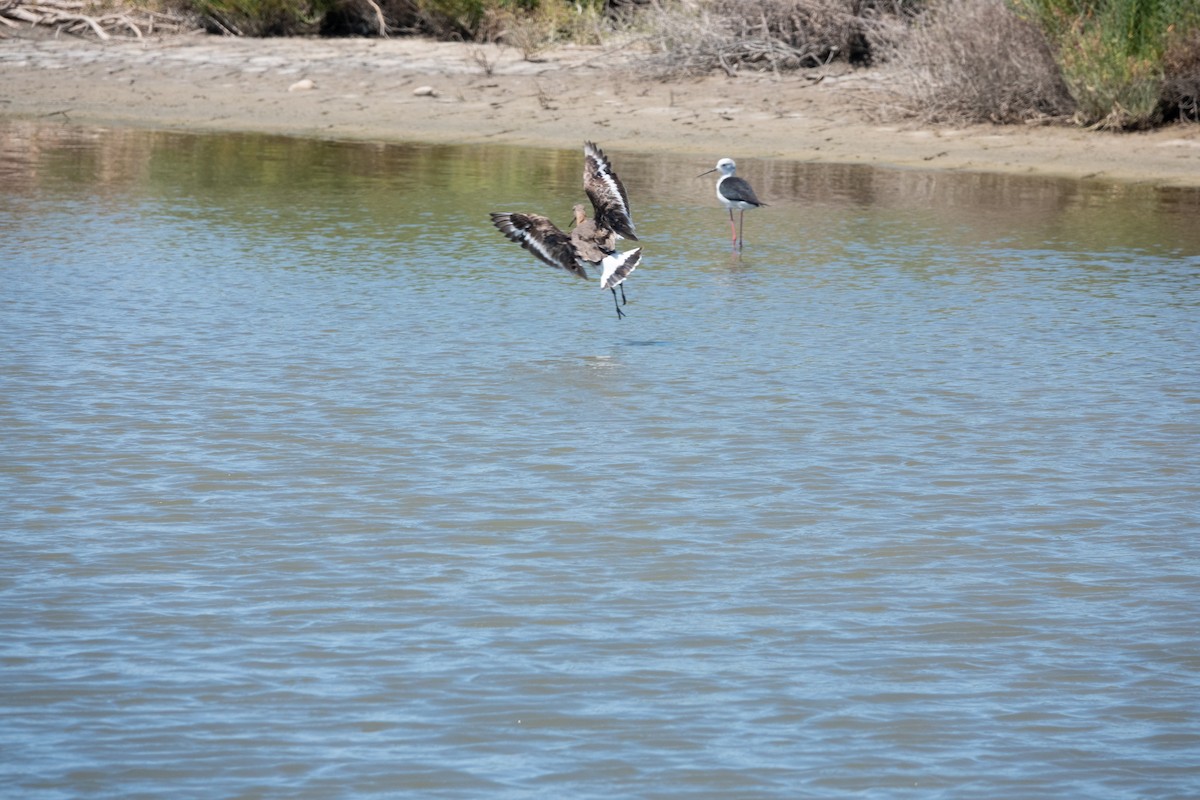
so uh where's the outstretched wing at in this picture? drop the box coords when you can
[490,212,588,280]
[583,141,637,241]
[600,247,641,291]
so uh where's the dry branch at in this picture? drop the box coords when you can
[637,0,865,79]
[0,0,197,38]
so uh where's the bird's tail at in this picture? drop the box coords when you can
[600,248,641,291]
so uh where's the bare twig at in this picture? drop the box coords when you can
[1,0,194,37]
[469,46,497,76]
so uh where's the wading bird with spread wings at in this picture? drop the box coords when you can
[490,141,641,319]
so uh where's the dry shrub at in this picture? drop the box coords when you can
[481,0,607,57]
[1163,27,1200,122]
[637,0,911,78]
[194,0,338,35]
[319,0,409,34]
[321,0,517,39]
[880,0,1074,124]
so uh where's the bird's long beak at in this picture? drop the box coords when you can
[696,168,717,178]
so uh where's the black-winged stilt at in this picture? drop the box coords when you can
[698,157,764,250]
[490,141,641,319]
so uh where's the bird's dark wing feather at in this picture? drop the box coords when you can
[490,212,588,280]
[721,176,763,207]
[715,177,763,208]
[583,141,637,241]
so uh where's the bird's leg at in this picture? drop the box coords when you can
[738,210,745,250]
[728,209,737,243]
[612,287,626,319]
[619,283,627,305]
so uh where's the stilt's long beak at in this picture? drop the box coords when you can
[697,168,717,178]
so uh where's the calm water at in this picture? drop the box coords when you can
[2,121,1199,799]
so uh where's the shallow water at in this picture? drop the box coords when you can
[2,121,1199,799]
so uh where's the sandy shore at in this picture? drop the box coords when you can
[2,31,1199,187]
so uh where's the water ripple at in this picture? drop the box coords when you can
[2,126,1199,799]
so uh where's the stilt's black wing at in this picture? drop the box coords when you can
[490,212,588,280]
[583,141,637,241]
[721,176,763,207]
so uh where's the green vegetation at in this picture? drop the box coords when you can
[193,0,336,35]
[1012,0,1200,127]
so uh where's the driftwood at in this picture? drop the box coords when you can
[0,0,198,38]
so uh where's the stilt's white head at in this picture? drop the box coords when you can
[698,157,738,179]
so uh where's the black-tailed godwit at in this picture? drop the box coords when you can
[490,141,641,318]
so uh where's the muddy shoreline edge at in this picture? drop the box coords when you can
[2,33,1198,188]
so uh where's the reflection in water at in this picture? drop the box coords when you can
[6,119,1199,257]
[2,120,1199,799]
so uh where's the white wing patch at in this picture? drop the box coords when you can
[490,212,588,280]
[600,248,641,290]
[516,228,558,266]
[583,141,636,240]
[587,154,628,214]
